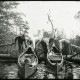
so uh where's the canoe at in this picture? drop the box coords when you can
[18,47,38,79]
[47,46,63,72]
[35,40,44,59]
[35,40,48,60]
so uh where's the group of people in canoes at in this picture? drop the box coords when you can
[15,34,73,60]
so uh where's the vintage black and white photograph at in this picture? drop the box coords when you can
[0,1,80,79]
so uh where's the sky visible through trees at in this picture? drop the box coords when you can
[17,1,80,39]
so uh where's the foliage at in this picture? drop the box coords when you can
[43,31,50,38]
[74,11,80,19]
[73,11,80,46]
[75,35,80,46]
[0,1,29,45]
[70,35,80,47]
[43,29,65,40]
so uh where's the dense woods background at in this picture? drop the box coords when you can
[0,1,29,45]
[0,1,29,57]
[0,1,80,57]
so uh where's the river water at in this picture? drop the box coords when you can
[0,61,80,79]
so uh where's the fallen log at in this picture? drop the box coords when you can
[65,58,80,64]
[0,54,10,57]
[67,44,80,58]
[71,44,80,50]
[0,43,15,47]
[0,54,17,62]
[69,52,80,58]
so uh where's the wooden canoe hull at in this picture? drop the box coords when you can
[46,59,63,72]
[18,48,38,79]
[47,51,63,72]
[35,40,48,60]
[18,61,37,79]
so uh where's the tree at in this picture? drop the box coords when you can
[0,1,29,45]
[56,28,66,40]
[74,11,80,46]
[75,35,80,46]
[47,10,56,38]
[70,35,80,47]
[34,30,41,38]
[43,31,49,38]
[74,11,80,19]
